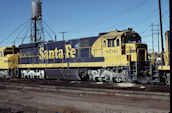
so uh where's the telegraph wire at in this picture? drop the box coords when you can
[75,0,168,35]
[89,0,149,27]
[140,9,168,34]
[142,34,152,37]
[42,19,57,41]
[140,26,151,35]
[21,22,32,44]
[36,20,46,42]
[13,19,31,45]
[42,19,56,36]
[132,8,159,28]
[39,21,46,42]
[69,23,127,34]
[161,9,169,28]
[42,24,54,41]
[69,2,159,35]
[69,7,157,36]
[64,0,148,32]
[0,0,150,44]
[0,18,30,45]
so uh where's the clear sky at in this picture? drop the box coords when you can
[0,0,169,52]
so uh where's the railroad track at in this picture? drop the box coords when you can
[0,78,169,91]
[0,79,169,100]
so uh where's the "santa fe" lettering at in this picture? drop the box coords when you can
[39,44,76,59]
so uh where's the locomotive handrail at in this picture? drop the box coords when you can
[19,55,39,58]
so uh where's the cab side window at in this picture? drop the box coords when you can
[117,39,120,46]
[108,39,115,47]
[108,40,111,47]
[103,40,106,47]
[112,40,114,47]
[0,52,2,57]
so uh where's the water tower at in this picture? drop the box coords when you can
[31,0,43,43]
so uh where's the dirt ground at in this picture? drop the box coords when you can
[0,86,170,113]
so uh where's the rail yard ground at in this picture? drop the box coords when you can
[0,79,170,113]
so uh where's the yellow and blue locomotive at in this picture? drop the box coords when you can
[0,0,169,84]
[15,28,148,83]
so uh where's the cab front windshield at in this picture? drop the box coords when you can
[122,34,141,43]
[124,39,141,43]
[4,51,13,56]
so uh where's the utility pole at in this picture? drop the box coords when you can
[152,24,160,53]
[151,23,154,51]
[150,24,159,52]
[157,25,160,53]
[158,0,164,65]
[60,32,67,41]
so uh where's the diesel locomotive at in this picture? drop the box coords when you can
[0,0,170,85]
[0,28,151,83]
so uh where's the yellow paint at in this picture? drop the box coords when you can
[0,46,19,70]
[164,31,169,66]
[65,44,76,58]
[158,65,170,70]
[39,47,64,59]
[39,44,76,60]
[49,50,55,59]
[58,49,64,59]
[65,44,71,58]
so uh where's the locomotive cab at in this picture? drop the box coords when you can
[0,46,20,78]
[91,28,148,82]
[121,29,148,82]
